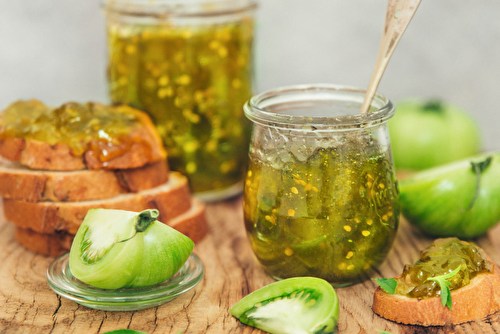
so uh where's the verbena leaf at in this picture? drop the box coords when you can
[426,266,462,310]
[372,278,397,294]
[376,330,394,334]
[435,279,451,310]
[103,330,148,334]
[436,265,462,281]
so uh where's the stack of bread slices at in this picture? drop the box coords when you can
[0,100,208,256]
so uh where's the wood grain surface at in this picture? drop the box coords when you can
[2,197,500,334]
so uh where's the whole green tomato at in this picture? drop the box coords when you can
[389,99,482,170]
[69,208,194,289]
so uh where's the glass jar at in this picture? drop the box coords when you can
[243,84,400,286]
[103,0,257,201]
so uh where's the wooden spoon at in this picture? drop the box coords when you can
[359,0,422,114]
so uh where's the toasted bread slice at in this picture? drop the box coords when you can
[0,158,169,202]
[3,172,191,235]
[373,266,500,326]
[0,100,166,171]
[12,198,208,257]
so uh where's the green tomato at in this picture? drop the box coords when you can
[69,209,194,289]
[389,99,481,170]
[399,152,500,238]
[230,277,339,334]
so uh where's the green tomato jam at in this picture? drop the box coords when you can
[243,145,400,286]
[107,17,254,194]
[395,238,493,298]
[0,100,149,161]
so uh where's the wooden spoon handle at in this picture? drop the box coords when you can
[359,0,422,114]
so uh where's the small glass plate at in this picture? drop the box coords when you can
[47,253,204,311]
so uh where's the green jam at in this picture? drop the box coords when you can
[395,238,493,298]
[107,17,254,193]
[243,145,400,286]
[0,100,148,160]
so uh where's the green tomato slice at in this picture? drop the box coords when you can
[125,221,194,288]
[69,209,144,289]
[69,208,194,290]
[400,152,500,238]
[230,277,339,334]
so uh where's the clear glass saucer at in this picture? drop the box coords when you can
[47,253,204,311]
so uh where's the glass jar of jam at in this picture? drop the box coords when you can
[243,84,400,286]
[103,0,257,201]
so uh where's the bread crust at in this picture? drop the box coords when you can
[0,158,169,202]
[0,111,166,171]
[3,172,191,235]
[372,266,500,326]
[168,198,208,244]
[13,198,208,257]
[14,227,73,257]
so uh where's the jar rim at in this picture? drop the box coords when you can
[244,84,395,130]
[103,0,257,18]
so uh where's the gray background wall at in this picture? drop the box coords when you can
[1,1,499,150]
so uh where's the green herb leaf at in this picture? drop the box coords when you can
[103,330,148,334]
[467,156,493,211]
[376,330,394,334]
[372,278,397,294]
[425,265,462,310]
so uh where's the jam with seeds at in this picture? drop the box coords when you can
[243,84,400,286]
[106,12,254,195]
[244,146,399,285]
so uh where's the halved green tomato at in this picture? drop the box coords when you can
[400,152,500,238]
[230,277,339,334]
[69,208,194,289]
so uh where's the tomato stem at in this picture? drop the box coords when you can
[135,209,160,232]
[467,156,492,211]
[422,99,444,113]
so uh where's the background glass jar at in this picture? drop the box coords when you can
[103,0,256,201]
[243,84,400,286]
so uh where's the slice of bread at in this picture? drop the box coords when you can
[0,101,166,171]
[14,227,73,258]
[373,265,500,326]
[0,158,169,202]
[13,198,208,257]
[167,197,208,244]
[3,172,191,235]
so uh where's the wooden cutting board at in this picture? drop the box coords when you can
[1,198,500,334]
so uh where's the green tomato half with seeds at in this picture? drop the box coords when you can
[389,99,482,170]
[69,208,194,289]
[230,277,339,334]
[400,152,500,238]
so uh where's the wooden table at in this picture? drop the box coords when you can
[2,197,500,334]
